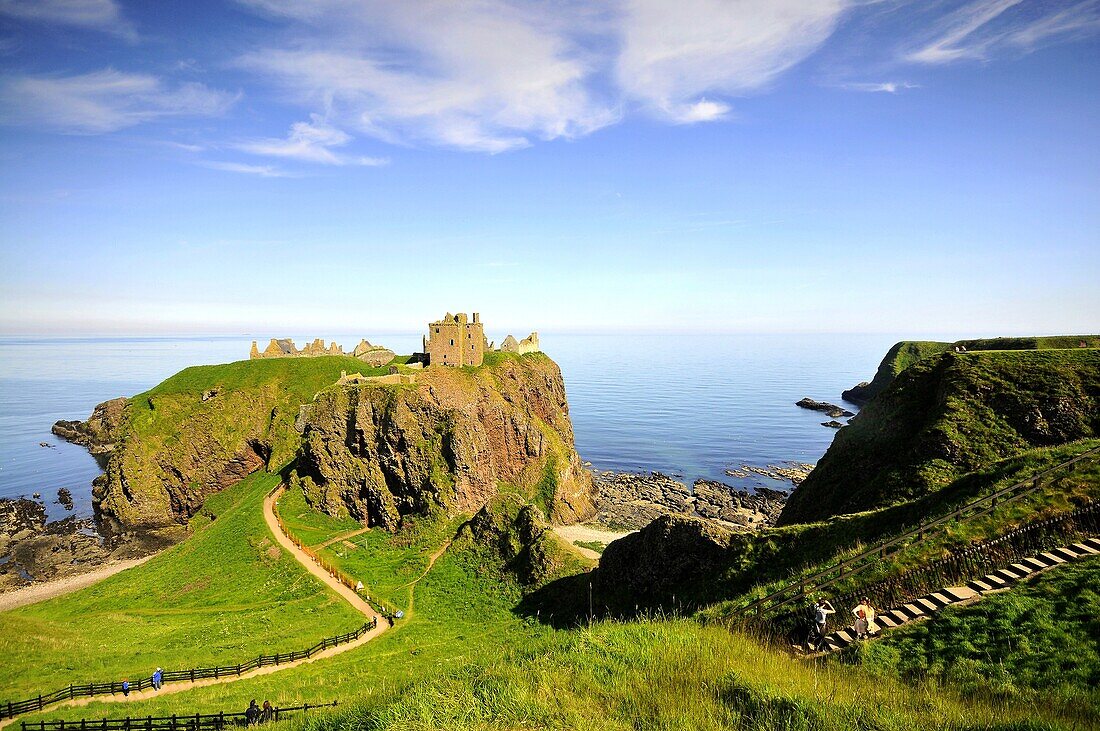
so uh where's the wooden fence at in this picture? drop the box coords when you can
[729,444,1100,622]
[18,701,339,731]
[1,624,373,720]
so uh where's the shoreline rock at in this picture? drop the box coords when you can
[795,397,854,419]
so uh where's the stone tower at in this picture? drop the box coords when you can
[425,312,485,367]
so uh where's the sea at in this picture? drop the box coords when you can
[0,333,901,523]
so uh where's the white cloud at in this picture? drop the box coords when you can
[236,1,617,152]
[0,0,137,39]
[615,0,851,122]
[906,0,1100,64]
[201,161,292,177]
[236,114,388,166]
[841,81,918,93]
[0,69,236,133]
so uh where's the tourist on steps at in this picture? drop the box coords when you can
[853,597,878,640]
[151,668,163,691]
[812,598,835,651]
[245,700,261,725]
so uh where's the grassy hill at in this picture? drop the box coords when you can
[7,478,1085,730]
[0,472,363,699]
[781,348,1100,525]
[843,336,1100,405]
[843,554,1100,721]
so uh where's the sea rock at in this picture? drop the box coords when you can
[692,480,786,526]
[57,488,74,511]
[52,397,127,458]
[0,499,117,593]
[822,420,843,428]
[592,471,693,530]
[796,398,854,419]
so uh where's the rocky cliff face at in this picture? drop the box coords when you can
[51,397,127,461]
[294,353,595,528]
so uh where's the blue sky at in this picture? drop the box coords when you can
[0,0,1097,336]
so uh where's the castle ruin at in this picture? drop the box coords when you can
[500,332,539,354]
[249,337,394,366]
[423,312,486,367]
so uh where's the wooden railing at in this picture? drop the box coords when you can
[1,625,373,720]
[18,701,339,731]
[730,444,1100,621]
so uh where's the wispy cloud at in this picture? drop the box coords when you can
[615,0,852,122]
[236,1,617,153]
[841,81,918,93]
[201,161,293,177]
[0,0,137,40]
[906,0,1100,64]
[236,114,387,166]
[0,69,236,133]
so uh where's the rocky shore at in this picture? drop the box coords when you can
[795,397,854,420]
[0,496,118,593]
[592,470,788,532]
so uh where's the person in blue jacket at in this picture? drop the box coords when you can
[151,668,163,690]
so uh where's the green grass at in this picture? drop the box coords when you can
[574,540,607,554]
[9,473,1094,730]
[0,472,363,700]
[845,555,1100,721]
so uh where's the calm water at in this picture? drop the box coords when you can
[0,333,896,522]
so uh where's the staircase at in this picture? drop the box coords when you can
[809,537,1100,654]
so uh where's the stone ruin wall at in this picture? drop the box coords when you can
[249,338,395,366]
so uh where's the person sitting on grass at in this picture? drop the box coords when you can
[245,700,261,726]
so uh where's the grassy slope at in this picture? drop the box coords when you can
[640,440,1100,616]
[845,555,1100,721]
[782,348,1100,525]
[843,336,1100,405]
[0,472,363,700]
[13,496,1075,731]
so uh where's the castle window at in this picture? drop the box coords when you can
[435,328,439,333]
[450,339,454,346]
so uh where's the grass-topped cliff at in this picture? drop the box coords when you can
[781,348,1100,525]
[89,351,593,548]
[843,335,1100,405]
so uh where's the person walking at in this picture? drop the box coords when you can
[261,700,274,723]
[151,668,163,691]
[245,700,261,726]
[813,598,835,652]
[121,680,129,697]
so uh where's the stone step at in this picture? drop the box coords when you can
[1039,551,1067,565]
[834,629,855,644]
[928,592,955,607]
[967,579,994,593]
[943,586,977,602]
[1019,557,1048,572]
[997,565,1027,579]
[876,614,900,628]
[1070,541,1099,555]
[914,597,940,614]
[1083,537,1100,551]
[1050,547,1080,561]
[981,574,1009,588]
[989,569,1022,584]
[900,603,926,619]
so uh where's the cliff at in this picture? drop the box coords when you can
[780,348,1100,525]
[51,397,127,461]
[293,352,595,528]
[64,351,594,546]
[843,336,1100,405]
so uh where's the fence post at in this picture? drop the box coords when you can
[190,670,194,683]
[171,715,176,731]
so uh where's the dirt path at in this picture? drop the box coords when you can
[264,487,387,630]
[0,489,389,728]
[0,555,158,613]
[315,527,370,550]
[550,524,632,560]
[399,538,454,615]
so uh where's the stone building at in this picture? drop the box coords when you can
[423,312,485,367]
[500,332,540,354]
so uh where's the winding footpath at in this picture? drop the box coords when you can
[0,489,389,729]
